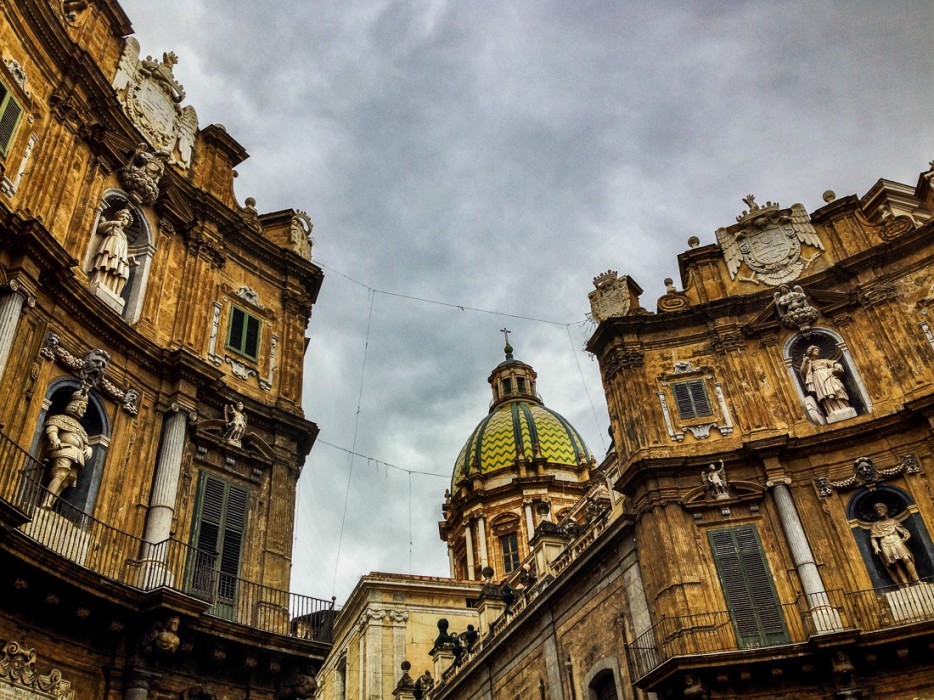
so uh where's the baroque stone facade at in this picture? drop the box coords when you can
[0,2,330,699]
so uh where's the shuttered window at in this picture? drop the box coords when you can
[0,83,23,156]
[708,526,788,648]
[191,473,249,616]
[672,379,712,419]
[226,305,261,360]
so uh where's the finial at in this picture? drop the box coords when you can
[687,236,700,249]
[822,190,836,203]
[501,327,513,359]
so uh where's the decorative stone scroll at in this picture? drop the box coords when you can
[816,455,920,497]
[0,640,75,699]
[1,56,31,98]
[38,334,139,414]
[717,197,824,286]
[289,210,314,260]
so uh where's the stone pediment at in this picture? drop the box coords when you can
[112,38,198,170]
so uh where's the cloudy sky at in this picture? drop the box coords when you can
[120,0,933,602]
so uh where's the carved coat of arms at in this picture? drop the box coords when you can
[112,38,198,169]
[588,270,631,323]
[716,196,824,285]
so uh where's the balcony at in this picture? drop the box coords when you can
[625,582,934,685]
[0,430,335,643]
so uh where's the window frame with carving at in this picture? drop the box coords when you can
[657,362,734,442]
[226,304,262,361]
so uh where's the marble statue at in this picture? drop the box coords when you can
[800,345,853,421]
[41,391,93,508]
[870,503,919,586]
[223,402,247,444]
[90,209,135,297]
[702,460,729,500]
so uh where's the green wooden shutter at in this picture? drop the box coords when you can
[227,307,245,351]
[244,314,260,359]
[688,380,712,416]
[0,85,23,155]
[709,526,788,648]
[672,382,696,418]
[191,473,248,616]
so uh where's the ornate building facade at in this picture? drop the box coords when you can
[0,1,330,698]
[416,165,934,700]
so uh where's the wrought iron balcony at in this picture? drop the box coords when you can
[625,582,934,683]
[0,430,335,643]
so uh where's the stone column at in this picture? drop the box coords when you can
[465,525,476,581]
[524,501,536,540]
[364,612,382,700]
[447,544,456,578]
[477,514,489,570]
[138,406,190,588]
[0,280,34,383]
[124,672,151,700]
[770,479,843,632]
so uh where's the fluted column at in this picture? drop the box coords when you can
[465,524,476,580]
[138,406,190,588]
[770,479,843,632]
[0,281,35,383]
[477,514,489,570]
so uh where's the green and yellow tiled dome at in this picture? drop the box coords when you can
[452,400,593,487]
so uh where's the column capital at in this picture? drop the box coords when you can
[5,277,36,308]
[766,477,792,488]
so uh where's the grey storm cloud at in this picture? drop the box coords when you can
[121,0,933,600]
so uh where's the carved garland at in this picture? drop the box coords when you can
[39,333,140,414]
[0,640,75,699]
[816,455,920,497]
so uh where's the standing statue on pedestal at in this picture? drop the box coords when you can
[800,345,854,422]
[702,460,730,500]
[90,208,136,297]
[223,402,247,445]
[870,503,919,586]
[41,391,93,508]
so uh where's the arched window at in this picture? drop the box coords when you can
[783,328,871,426]
[28,378,111,517]
[586,668,620,700]
[84,191,155,324]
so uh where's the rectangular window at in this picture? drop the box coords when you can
[226,305,261,360]
[0,82,23,156]
[517,377,526,393]
[708,526,788,648]
[190,473,248,619]
[672,379,713,419]
[502,378,512,395]
[500,532,520,574]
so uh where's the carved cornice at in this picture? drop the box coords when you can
[816,455,919,497]
[0,640,74,699]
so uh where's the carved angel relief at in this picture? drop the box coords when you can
[112,38,198,169]
[716,196,824,286]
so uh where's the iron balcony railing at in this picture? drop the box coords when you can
[625,580,934,682]
[0,430,335,643]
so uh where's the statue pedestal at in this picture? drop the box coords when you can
[826,407,857,424]
[884,582,934,622]
[21,508,90,566]
[89,282,126,314]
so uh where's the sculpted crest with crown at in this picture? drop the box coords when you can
[588,270,631,323]
[716,195,824,286]
[112,39,198,169]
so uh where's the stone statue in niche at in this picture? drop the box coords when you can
[90,209,136,298]
[40,391,93,508]
[223,402,247,445]
[702,460,730,500]
[870,503,919,586]
[800,345,856,423]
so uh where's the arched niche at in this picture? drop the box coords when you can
[83,190,155,324]
[583,659,623,700]
[28,377,112,519]
[783,328,871,425]
[846,485,934,589]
